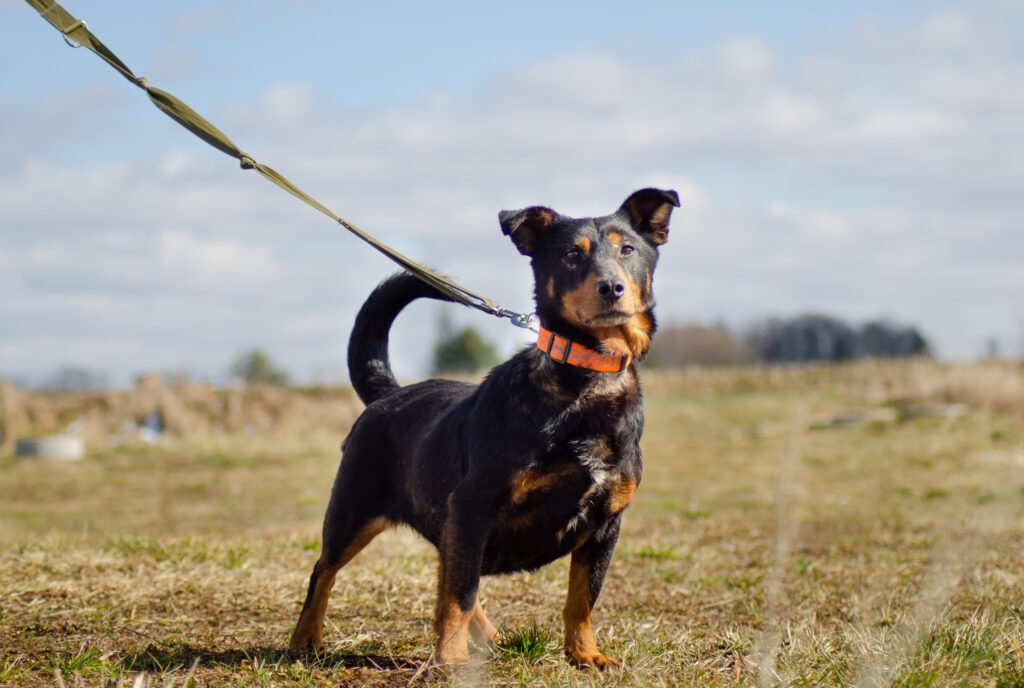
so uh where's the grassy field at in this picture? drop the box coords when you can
[1,361,1022,687]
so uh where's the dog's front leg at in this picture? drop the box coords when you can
[564,515,622,669]
[433,489,493,665]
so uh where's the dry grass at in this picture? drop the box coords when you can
[0,379,362,453]
[1,360,1022,686]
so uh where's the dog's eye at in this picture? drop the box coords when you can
[620,244,635,257]
[563,248,581,263]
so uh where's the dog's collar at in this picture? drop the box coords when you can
[536,326,629,373]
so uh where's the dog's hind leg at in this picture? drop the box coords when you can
[469,600,498,646]
[433,485,498,664]
[289,514,390,653]
[289,429,395,652]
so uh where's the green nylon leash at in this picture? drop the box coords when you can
[24,0,537,331]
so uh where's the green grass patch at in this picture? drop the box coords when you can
[48,646,107,677]
[112,535,173,562]
[0,657,27,683]
[495,625,555,664]
[635,544,677,561]
[792,558,816,574]
[893,619,1024,687]
[201,449,244,467]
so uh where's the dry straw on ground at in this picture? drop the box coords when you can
[0,377,362,453]
[1,359,1022,686]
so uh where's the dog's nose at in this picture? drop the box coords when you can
[597,279,626,301]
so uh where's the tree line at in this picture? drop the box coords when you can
[647,314,929,367]
[24,313,932,392]
[433,312,931,372]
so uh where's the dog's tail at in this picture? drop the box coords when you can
[348,272,454,405]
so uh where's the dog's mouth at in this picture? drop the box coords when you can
[583,310,635,327]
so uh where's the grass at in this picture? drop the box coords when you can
[0,360,1022,686]
[495,625,556,664]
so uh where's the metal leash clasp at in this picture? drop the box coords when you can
[495,308,539,333]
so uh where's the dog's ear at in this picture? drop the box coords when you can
[619,188,680,246]
[498,206,557,256]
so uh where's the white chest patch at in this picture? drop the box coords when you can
[558,437,617,540]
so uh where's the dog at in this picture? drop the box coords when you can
[288,188,679,668]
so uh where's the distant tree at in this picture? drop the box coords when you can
[647,321,755,367]
[230,349,290,386]
[984,338,1001,360]
[862,320,929,358]
[750,314,862,363]
[43,366,108,393]
[432,321,499,375]
[749,315,929,363]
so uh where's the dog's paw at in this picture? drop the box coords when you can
[435,649,471,666]
[288,635,324,655]
[569,652,621,670]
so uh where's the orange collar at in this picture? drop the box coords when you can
[536,326,629,373]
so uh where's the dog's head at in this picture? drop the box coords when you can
[499,188,679,359]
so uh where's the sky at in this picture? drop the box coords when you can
[2,0,1022,386]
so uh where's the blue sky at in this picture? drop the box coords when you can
[2,1,1022,385]
[5,2,949,106]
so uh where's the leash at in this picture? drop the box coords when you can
[24,0,538,332]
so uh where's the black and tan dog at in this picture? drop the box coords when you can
[289,188,679,668]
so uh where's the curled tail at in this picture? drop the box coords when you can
[348,272,454,405]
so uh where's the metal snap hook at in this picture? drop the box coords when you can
[506,310,539,333]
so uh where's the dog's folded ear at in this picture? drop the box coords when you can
[499,206,557,256]
[619,188,680,246]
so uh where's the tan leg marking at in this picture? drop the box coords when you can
[469,599,498,645]
[563,553,620,670]
[608,475,636,513]
[289,517,390,652]
[434,596,474,663]
[433,556,474,664]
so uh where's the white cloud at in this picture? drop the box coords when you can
[919,10,977,50]
[2,6,1023,383]
[714,38,776,79]
[227,83,318,130]
[157,231,280,284]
